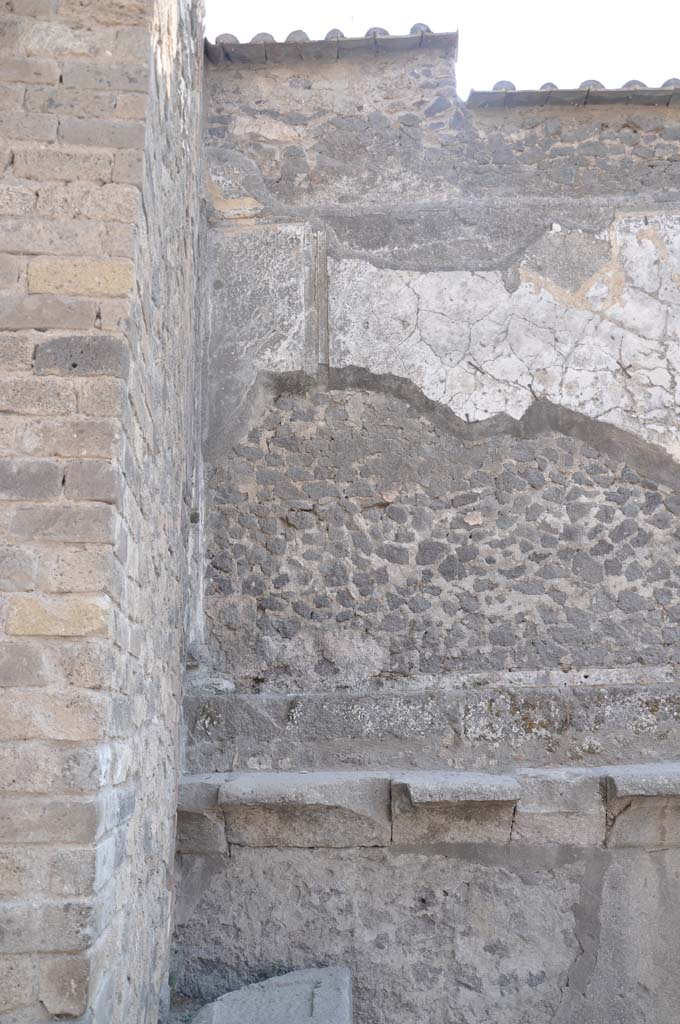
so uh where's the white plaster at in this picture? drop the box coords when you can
[329,213,680,458]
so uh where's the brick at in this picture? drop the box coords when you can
[0,83,24,111]
[0,185,36,217]
[0,110,56,141]
[0,845,95,898]
[0,796,101,843]
[58,0,149,25]
[0,57,59,84]
[38,953,89,1016]
[0,295,95,329]
[0,545,36,590]
[58,115,144,150]
[0,334,34,370]
[0,641,50,687]
[0,689,110,740]
[0,638,113,689]
[5,593,111,637]
[5,503,114,543]
[0,377,76,414]
[0,416,118,458]
[12,144,112,183]
[35,546,115,593]
[77,377,125,416]
[114,91,146,120]
[0,898,96,953]
[0,15,21,53]
[23,21,117,59]
[61,61,148,92]
[34,334,129,377]
[0,954,36,1012]
[102,219,135,256]
[112,147,143,184]
[0,458,64,499]
[0,743,105,794]
[0,216,109,256]
[0,253,21,289]
[35,182,140,222]
[28,256,134,297]
[64,460,120,503]
[25,85,116,118]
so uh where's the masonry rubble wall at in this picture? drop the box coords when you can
[0,1,203,1020]
[173,31,680,1024]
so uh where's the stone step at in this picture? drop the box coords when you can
[182,673,680,773]
[190,967,352,1024]
[177,763,680,851]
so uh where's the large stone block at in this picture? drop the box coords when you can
[0,58,59,84]
[0,689,109,741]
[513,768,606,846]
[0,545,36,590]
[0,796,102,844]
[0,899,96,954]
[12,144,113,183]
[34,333,130,377]
[0,295,96,330]
[28,257,134,297]
[0,458,63,500]
[4,503,115,543]
[391,772,519,844]
[0,377,75,415]
[191,967,352,1024]
[0,742,106,794]
[217,771,391,847]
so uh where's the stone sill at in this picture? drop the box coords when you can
[177,763,680,851]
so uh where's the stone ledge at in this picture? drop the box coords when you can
[218,771,391,847]
[178,764,680,850]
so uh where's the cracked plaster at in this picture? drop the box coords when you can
[330,213,680,460]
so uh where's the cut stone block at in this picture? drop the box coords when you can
[217,772,391,848]
[605,762,680,798]
[606,797,680,849]
[391,771,519,844]
[512,768,606,846]
[191,966,352,1024]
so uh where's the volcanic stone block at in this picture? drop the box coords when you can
[606,763,680,848]
[217,771,391,847]
[512,768,606,845]
[391,771,519,844]
[191,967,352,1024]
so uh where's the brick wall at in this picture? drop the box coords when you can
[0,1,203,1020]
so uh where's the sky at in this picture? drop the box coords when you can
[204,0,680,100]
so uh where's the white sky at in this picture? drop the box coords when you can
[204,0,680,100]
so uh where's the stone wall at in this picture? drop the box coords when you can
[173,35,680,1023]
[0,1,203,1020]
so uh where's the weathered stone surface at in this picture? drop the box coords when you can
[513,768,605,846]
[391,772,519,844]
[204,225,309,457]
[190,967,352,1024]
[202,386,680,692]
[28,257,134,296]
[217,771,391,847]
[174,844,680,1024]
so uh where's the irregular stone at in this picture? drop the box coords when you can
[191,967,352,1024]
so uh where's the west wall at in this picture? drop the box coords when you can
[174,41,680,1023]
[0,1,203,1020]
